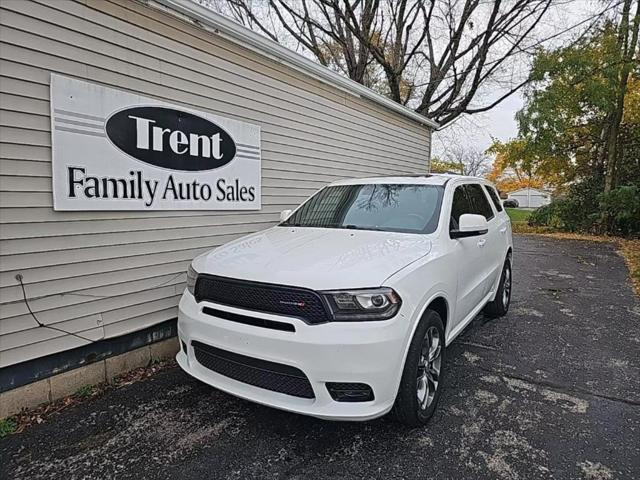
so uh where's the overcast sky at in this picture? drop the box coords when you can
[431,91,524,157]
[433,80,553,159]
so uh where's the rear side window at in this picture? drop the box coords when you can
[484,185,503,212]
[450,186,473,230]
[466,184,495,220]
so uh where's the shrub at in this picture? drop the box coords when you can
[528,200,567,230]
[0,418,17,438]
[527,197,586,231]
[598,185,640,236]
[528,182,640,237]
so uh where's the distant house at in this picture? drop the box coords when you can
[507,188,552,208]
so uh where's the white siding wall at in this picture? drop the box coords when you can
[0,0,431,368]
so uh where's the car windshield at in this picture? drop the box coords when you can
[280,183,444,234]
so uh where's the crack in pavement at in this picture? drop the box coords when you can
[472,363,640,407]
[457,341,500,351]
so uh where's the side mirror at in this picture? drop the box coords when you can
[279,209,292,222]
[451,213,488,239]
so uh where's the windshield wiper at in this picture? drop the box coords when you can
[343,225,385,232]
[281,223,385,232]
[281,223,327,228]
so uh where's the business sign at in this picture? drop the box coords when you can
[50,74,261,210]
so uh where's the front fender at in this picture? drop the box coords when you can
[383,248,458,400]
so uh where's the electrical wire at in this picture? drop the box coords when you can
[62,272,185,299]
[13,270,186,344]
[16,274,103,345]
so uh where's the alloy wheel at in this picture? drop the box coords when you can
[416,326,442,410]
[502,265,511,308]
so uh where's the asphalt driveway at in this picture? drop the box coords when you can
[1,235,639,480]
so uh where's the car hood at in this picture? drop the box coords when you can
[193,226,432,290]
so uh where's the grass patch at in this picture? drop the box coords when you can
[506,208,532,224]
[0,418,17,438]
[75,384,95,398]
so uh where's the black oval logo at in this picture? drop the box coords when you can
[105,106,236,171]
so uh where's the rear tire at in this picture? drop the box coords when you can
[393,310,445,427]
[484,258,512,318]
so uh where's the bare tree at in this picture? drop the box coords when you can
[206,0,379,87]
[444,144,492,176]
[412,0,553,125]
[335,0,431,104]
[209,0,562,126]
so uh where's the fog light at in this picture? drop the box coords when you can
[326,382,374,402]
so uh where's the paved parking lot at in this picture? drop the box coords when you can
[1,235,639,480]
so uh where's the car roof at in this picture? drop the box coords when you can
[327,173,488,187]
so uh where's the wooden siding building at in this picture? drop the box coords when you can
[0,0,435,395]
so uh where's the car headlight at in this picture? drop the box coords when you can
[186,264,198,296]
[321,288,401,321]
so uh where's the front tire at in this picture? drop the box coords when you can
[484,258,512,318]
[393,310,445,427]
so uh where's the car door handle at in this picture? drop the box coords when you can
[477,239,486,247]
[499,227,507,234]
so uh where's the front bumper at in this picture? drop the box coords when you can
[176,291,410,421]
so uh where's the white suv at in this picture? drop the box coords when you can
[177,175,512,426]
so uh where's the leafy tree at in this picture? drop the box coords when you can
[487,2,640,235]
[430,158,463,174]
[516,4,639,194]
[619,76,640,186]
[601,0,640,195]
[486,139,557,193]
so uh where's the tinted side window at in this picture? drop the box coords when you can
[484,185,503,212]
[450,186,473,230]
[466,184,495,220]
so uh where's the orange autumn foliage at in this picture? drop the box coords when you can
[486,162,545,195]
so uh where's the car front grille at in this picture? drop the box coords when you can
[194,274,329,324]
[192,341,315,399]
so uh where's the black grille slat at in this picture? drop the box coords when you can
[202,307,296,332]
[194,275,328,324]
[192,341,315,399]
